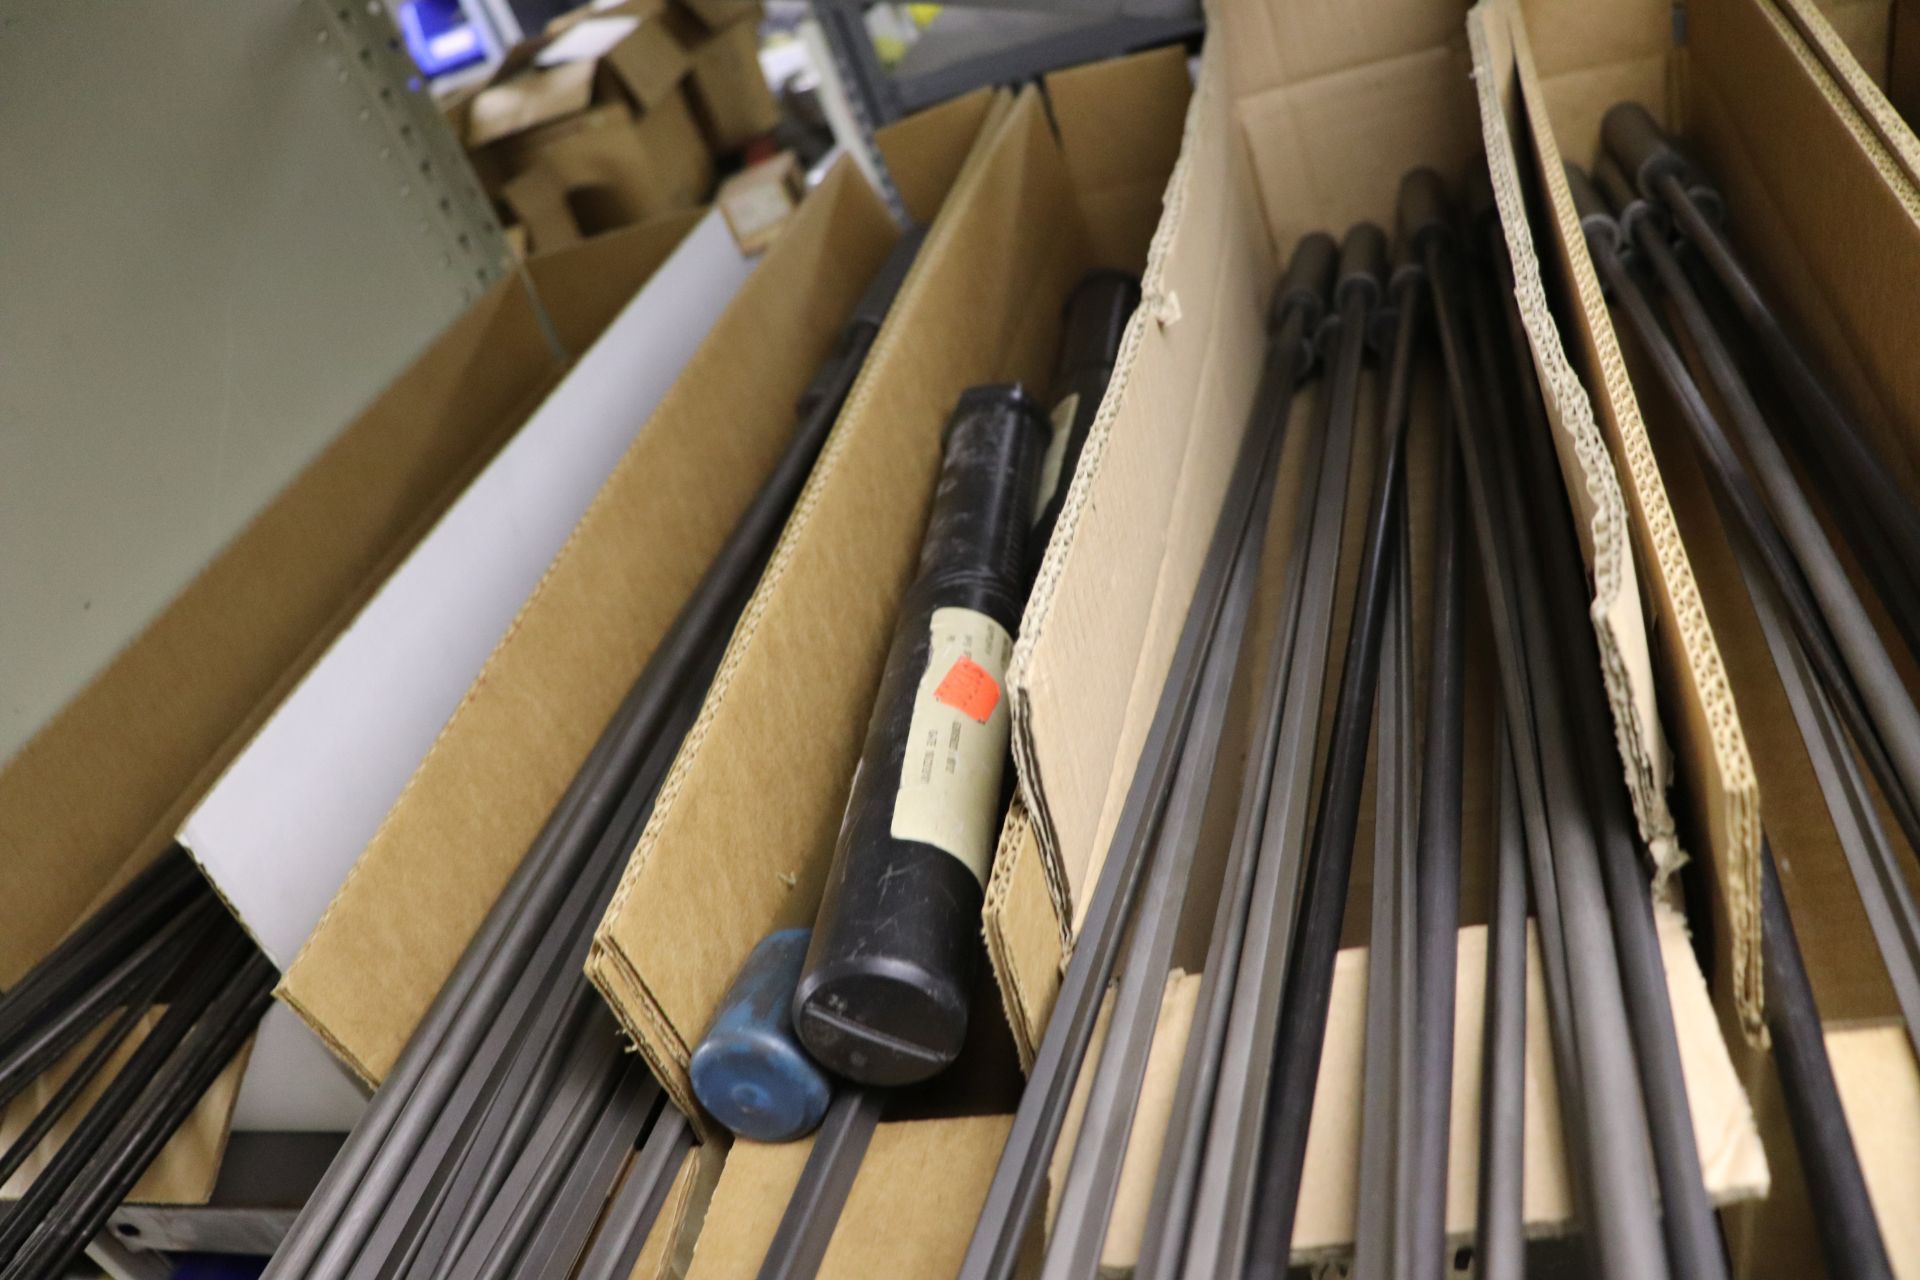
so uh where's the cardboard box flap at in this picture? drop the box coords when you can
[1008,41,1253,930]
[469,60,600,147]
[1491,0,1767,1035]
[600,15,694,112]
[1472,3,1683,873]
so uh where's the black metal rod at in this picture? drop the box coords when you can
[1244,215,1409,1278]
[954,233,1336,1280]
[0,925,252,1263]
[1129,398,1325,1280]
[1603,103,1920,657]
[1745,553,1920,1058]
[1039,241,1296,1279]
[0,846,200,1052]
[1351,457,1417,1280]
[0,892,223,1110]
[1465,204,1668,1280]
[1166,232,1379,1280]
[755,1087,885,1280]
[1577,169,1920,872]
[1474,721,1527,1280]
[1487,240,1727,1280]
[1406,442,1464,1280]
[1432,188,1596,1276]
[490,1061,660,1280]
[0,901,211,1190]
[571,1110,693,1280]
[1758,842,1895,1280]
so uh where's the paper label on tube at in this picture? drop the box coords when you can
[890,607,1014,882]
[1033,393,1079,522]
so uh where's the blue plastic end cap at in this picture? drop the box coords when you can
[690,1028,832,1143]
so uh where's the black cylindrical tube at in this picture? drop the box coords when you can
[794,385,1049,1085]
[1029,272,1140,574]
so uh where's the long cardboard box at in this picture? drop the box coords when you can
[0,217,701,1193]
[962,3,1767,1260]
[1490,0,1920,1271]
[583,49,1191,1130]
[278,88,999,1090]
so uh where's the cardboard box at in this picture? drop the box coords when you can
[1485,0,1920,1272]
[501,95,715,248]
[716,151,802,253]
[579,49,1187,1132]
[954,10,1767,1260]
[466,14,690,149]
[275,87,998,1093]
[178,211,749,1139]
[677,10,780,152]
[0,199,708,1189]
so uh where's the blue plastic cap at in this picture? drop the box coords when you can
[690,929,833,1142]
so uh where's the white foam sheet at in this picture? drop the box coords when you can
[182,210,754,975]
[229,1004,369,1132]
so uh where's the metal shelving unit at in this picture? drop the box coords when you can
[0,0,514,767]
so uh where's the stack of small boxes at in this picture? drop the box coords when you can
[450,0,780,256]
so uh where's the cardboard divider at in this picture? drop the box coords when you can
[584,53,1188,1125]
[1486,0,1769,1034]
[682,1115,1013,1279]
[1497,0,1920,1269]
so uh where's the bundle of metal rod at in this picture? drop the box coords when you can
[1244,191,1425,1279]
[1476,195,1727,1280]
[265,228,926,1280]
[1581,140,1920,1063]
[1570,163,1898,1277]
[1433,169,1683,1280]
[0,858,273,1280]
[1584,150,1920,865]
[1601,103,1920,663]
[955,231,1338,1280]
[1145,229,1377,1280]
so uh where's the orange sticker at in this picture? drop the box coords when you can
[935,655,1001,723]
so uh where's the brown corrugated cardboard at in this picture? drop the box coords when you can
[1485,0,1767,1031]
[683,1115,1012,1279]
[628,1142,723,1280]
[280,90,996,1086]
[1496,0,1920,1270]
[676,12,779,152]
[672,0,761,36]
[524,208,707,352]
[587,49,1188,1125]
[716,152,802,254]
[466,14,692,149]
